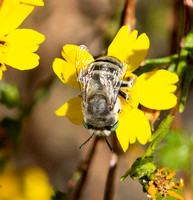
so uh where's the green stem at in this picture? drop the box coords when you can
[142,114,174,158]
[176,48,189,78]
[134,54,179,76]
[144,54,179,65]
[176,29,193,78]
[121,114,174,181]
[121,168,131,181]
[179,65,193,113]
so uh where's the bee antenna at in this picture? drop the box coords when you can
[79,134,94,149]
[105,137,114,153]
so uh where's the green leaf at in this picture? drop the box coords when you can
[121,157,156,181]
[157,130,191,171]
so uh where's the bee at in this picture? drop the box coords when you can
[76,45,136,151]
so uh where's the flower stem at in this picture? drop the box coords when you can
[134,54,179,76]
[103,133,118,200]
[179,65,193,113]
[176,29,193,78]
[144,54,179,65]
[121,168,131,181]
[121,113,174,181]
[121,0,136,31]
[67,137,100,200]
[142,113,174,158]
[176,48,189,78]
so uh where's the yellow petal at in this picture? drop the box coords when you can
[52,58,80,89]
[62,44,94,72]
[107,26,138,63]
[0,163,52,200]
[0,169,20,199]
[108,26,136,63]
[4,29,45,70]
[0,1,34,36]
[135,69,179,110]
[5,51,40,70]
[119,89,139,112]
[24,167,52,200]
[53,44,94,88]
[107,25,150,72]
[75,45,94,74]
[20,0,44,6]
[116,108,151,152]
[0,64,7,80]
[0,70,2,80]
[128,33,150,72]
[120,72,139,109]
[55,97,83,125]
[62,44,79,64]
[5,28,45,52]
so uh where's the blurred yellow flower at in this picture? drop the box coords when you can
[0,164,52,200]
[0,0,45,80]
[52,25,178,152]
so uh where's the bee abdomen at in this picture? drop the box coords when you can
[91,56,123,74]
[87,94,109,116]
[94,56,123,69]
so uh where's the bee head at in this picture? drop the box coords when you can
[83,120,119,136]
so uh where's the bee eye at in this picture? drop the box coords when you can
[83,121,89,129]
[110,121,119,132]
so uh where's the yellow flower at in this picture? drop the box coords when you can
[0,0,45,80]
[52,25,178,152]
[0,164,52,200]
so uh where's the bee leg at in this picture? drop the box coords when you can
[105,137,113,152]
[79,134,94,149]
[121,75,137,89]
[121,81,130,88]
[119,90,130,100]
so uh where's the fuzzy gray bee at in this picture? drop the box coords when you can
[76,45,136,150]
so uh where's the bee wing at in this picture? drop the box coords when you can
[75,45,94,100]
[111,59,129,107]
[75,45,94,78]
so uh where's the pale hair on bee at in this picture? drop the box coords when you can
[76,45,136,151]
